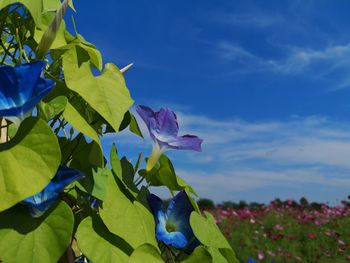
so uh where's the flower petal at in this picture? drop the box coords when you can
[166,190,198,249]
[23,165,83,217]
[166,135,203,151]
[136,105,157,137]
[136,105,179,144]
[154,107,179,138]
[0,61,55,117]
[147,193,165,216]
[156,228,188,249]
[166,190,193,221]
[148,197,188,248]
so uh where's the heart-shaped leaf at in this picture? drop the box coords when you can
[76,217,130,263]
[63,46,133,133]
[0,117,61,211]
[99,174,157,249]
[0,201,73,263]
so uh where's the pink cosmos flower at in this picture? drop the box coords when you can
[258,251,265,260]
[275,224,284,231]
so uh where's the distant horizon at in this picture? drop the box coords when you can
[73,0,350,204]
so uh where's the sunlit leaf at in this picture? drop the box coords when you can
[182,246,212,263]
[99,174,157,249]
[190,211,231,249]
[63,46,133,132]
[0,0,42,25]
[128,244,163,263]
[0,202,73,263]
[76,216,130,263]
[0,117,61,211]
[63,101,101,149]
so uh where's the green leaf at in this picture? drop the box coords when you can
[218,248,240,263]
[128,244,163,263]
[118,111,132,132]
[76,217,130,263]
[0,117,61,212]
[63,46,132,132]
[190,211,231,249]
[110,144,138,194]
[39,95,68,121]
[0,0,42,25]
[76,167,108,201]
[77,34,103,70]
[42,0,61,12]
[99,174,158,249]
[110,143,122,178]
[129,113,143,138]
[0,202,74,263]
[146,154,197,196]
[182,246,212,263]
[63,101,101,149]
[69,137,104,174]
[190,212,239,263]
[120,157,139,193]
[208,247,228,263]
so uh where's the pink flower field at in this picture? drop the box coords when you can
[206,198,350,263]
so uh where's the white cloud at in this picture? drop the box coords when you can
[273,43,350,75]
[217,41,350,75]
[176,112,350,168]
[215,41,350,91]
[209,10,282,29]
[104,107,350,202]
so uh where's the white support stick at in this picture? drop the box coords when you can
[0,118,7,143]
[120,63,133,74]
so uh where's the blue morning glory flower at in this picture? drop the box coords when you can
[147,190,199,252]
[136,105,203,171]
[0,61,55,117]
[22,165,83,217]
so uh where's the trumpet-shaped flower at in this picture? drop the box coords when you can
[23,165,83,217]
[0,61,55,117]
[136,105,203,171]
[148,190,199,252]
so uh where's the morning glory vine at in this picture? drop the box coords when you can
[0,1,239,263]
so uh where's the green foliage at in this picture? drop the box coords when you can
[182,246,212,263]
[0,117,60,211]
[0,1,239,262]
[76,216,130,263]
[129,244,163,263]
[99,173,158,249]
[62,46,133,132]
[190,212,239,263]
[0,202,73,262]
[191,212,231,249]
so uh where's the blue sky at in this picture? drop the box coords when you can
[71,0,350,204]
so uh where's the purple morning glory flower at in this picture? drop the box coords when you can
[0,61,55,117]
[22,165,83,217]
[148,190,199,252]
[136,105,203,171]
